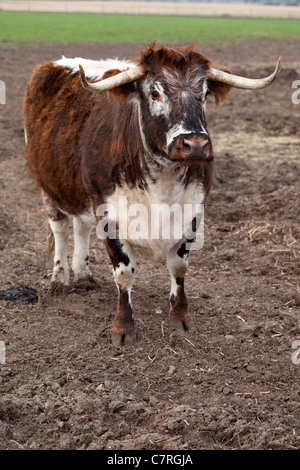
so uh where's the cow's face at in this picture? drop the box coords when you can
[135,46,231,166]
[137,67,212,164]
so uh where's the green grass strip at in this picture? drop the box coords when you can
[0,11,299,47]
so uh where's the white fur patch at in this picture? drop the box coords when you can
[165,123,191,149]
[142,79,170,118]
[114,262,135,291]
[165,122,208,150]
[131,97,150,156]
[106,166,205,262]
[53,56,137,81]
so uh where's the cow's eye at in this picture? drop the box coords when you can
[151,90,160,100]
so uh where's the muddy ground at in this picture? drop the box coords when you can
[0,38,300,450]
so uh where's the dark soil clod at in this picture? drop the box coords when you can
[0,285,38,305]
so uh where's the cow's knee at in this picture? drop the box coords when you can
[113,262,135,291]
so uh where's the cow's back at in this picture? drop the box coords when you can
[23,63,93,215]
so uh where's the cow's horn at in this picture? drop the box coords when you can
[208,57,282,90]
[79,64,145,92]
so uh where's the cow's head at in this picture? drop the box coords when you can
[135,44,230,165]
[79,44,281,166]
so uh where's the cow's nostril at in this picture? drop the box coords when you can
[182,140,192,152]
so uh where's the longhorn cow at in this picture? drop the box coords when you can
[23,43,281,346]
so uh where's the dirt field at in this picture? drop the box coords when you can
[0,38,300,451]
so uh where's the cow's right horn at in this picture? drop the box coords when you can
[79,64,145,92]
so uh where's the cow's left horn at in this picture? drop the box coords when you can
[208,57,282,89]
[79,64,145,92]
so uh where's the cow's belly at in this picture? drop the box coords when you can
[105,169,205,262]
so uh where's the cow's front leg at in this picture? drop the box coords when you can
[105,238,136,347]
[167,242,195,333]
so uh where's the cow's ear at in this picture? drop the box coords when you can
[102,69,136,99]
[207,67,232,106]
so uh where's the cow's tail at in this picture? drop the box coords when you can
[47,223,55,259]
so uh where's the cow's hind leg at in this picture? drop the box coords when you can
[167,243,195,333]
[47,209,70,294]
[72,212,96,289]
[105,238,136,347]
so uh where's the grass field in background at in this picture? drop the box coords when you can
[0,11,300,47]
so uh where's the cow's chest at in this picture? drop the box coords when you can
[106,166,205,261]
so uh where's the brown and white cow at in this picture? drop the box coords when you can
[23,43,281,346]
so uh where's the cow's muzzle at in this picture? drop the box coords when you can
[169,134,213,163]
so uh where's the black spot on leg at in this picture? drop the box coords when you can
[55,260,61,266]
[175,277,184,287]
[131,267,135,273]
[177,217,197,258]
[191,217,197,234]
[177,242,186,259]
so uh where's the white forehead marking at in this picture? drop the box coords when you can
[142,79,170,118]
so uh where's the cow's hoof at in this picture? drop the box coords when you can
[72,275,98,290]
[111,331,136,347]
[169,318,195,333]
[49,281,70,295]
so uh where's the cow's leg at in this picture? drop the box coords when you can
[48,213,70,294]
[105,238,136,347]
[167,242,195,332]
[72,212,96,289]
